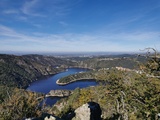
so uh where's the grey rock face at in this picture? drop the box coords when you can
[42,113,63,120]
[24,113,63,120]
[72,102,102,120]
[46,90,72,97]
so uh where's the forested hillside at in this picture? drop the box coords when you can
[54,70,160,119]
[51,52,160,119]
[0,52,160,120]
[0,54,75,88]
[71,54,146,69]
[0,54,75,119]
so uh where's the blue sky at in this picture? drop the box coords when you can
[0,0,160,53]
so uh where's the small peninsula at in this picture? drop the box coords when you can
[56,71,95,85]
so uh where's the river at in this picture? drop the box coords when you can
[27,68,98,106]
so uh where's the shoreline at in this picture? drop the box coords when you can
[56,78,95,86]
[24,67,70,89]
[24,73,58,89]
[26,67,93,88]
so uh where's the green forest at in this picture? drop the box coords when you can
[0,51,160,120]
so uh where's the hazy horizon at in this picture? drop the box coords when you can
[0,50,146,56]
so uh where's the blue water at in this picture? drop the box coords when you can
[27,68,98,106]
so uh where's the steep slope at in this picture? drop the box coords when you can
[0,54,74,88]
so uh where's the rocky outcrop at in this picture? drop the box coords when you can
[24,102,101,120]
[24,113,63,120]
[72,102,102,120]
[46,90,72,97]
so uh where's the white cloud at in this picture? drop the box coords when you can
[32,24,42,28]
[21,0,45,17]
[17,16,28,21]
[20,0,74,17]
[0,25,159,52]
[0,25,18,36]
[59,21,68,26]
[2,9,19,14]
[107,32,160,42]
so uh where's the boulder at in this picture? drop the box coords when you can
[72,102,102,120]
